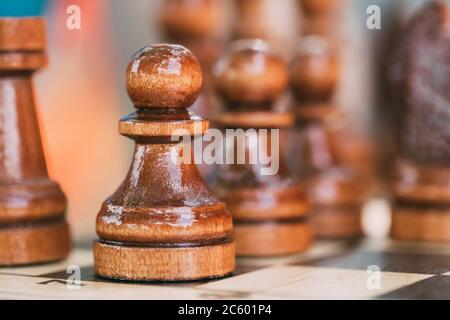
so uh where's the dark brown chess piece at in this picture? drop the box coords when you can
[93,44,235,281]
[291,36,363,239]
[211,40,312,256]
[389,1,450,241]
[0,18,71,265]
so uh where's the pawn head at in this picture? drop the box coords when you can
[290,36,339,103]
[126,44,203,109]
[213,39,288,105]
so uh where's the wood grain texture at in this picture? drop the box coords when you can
[93,241,235,281]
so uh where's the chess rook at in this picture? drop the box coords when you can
[211,40,312,256]
[93,44,235,281]
[292,36,363,239]
[0,18,71,265]
[389,2,450,242]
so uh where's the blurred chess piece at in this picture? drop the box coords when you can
[93,44,235,281]
[211,40,312,256]
[232,0,297,57]
[0,18,71,265]
[160,0,226,117]
[388,1,450,241]
[291,36,363,239]
[297,0,378,198]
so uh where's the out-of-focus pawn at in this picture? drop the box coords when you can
[159,0,225,116]
[291,36,363,239]
[211,40,313,256]
[290,36,339,103]
[93,44,235,281]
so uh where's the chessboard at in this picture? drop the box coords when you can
[2,238,450,300]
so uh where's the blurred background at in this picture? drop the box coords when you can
[0,0,441,243]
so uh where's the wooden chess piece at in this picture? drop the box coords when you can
[389,1,450,241]
[291,36,363,239]
[0,18,71,265]
[93,44,235,281]
[160,0,224,113]
[211,40,312,256]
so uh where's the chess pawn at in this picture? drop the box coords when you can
[389,2,450,242]
[211,40,313,256]
[291,36,363,239]
[93,44,235,281]
[290,36,338,104]
[0,18,71,265]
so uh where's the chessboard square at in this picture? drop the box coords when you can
[378,275,450,300]
[199,266,432,299]
[300,251,450,275]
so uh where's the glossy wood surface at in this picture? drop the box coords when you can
[0,18,70,265]
[93,44,235,281]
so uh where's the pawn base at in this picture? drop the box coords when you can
[93,240,235,281]
[234,220,312,256]
[0,219,70,266]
